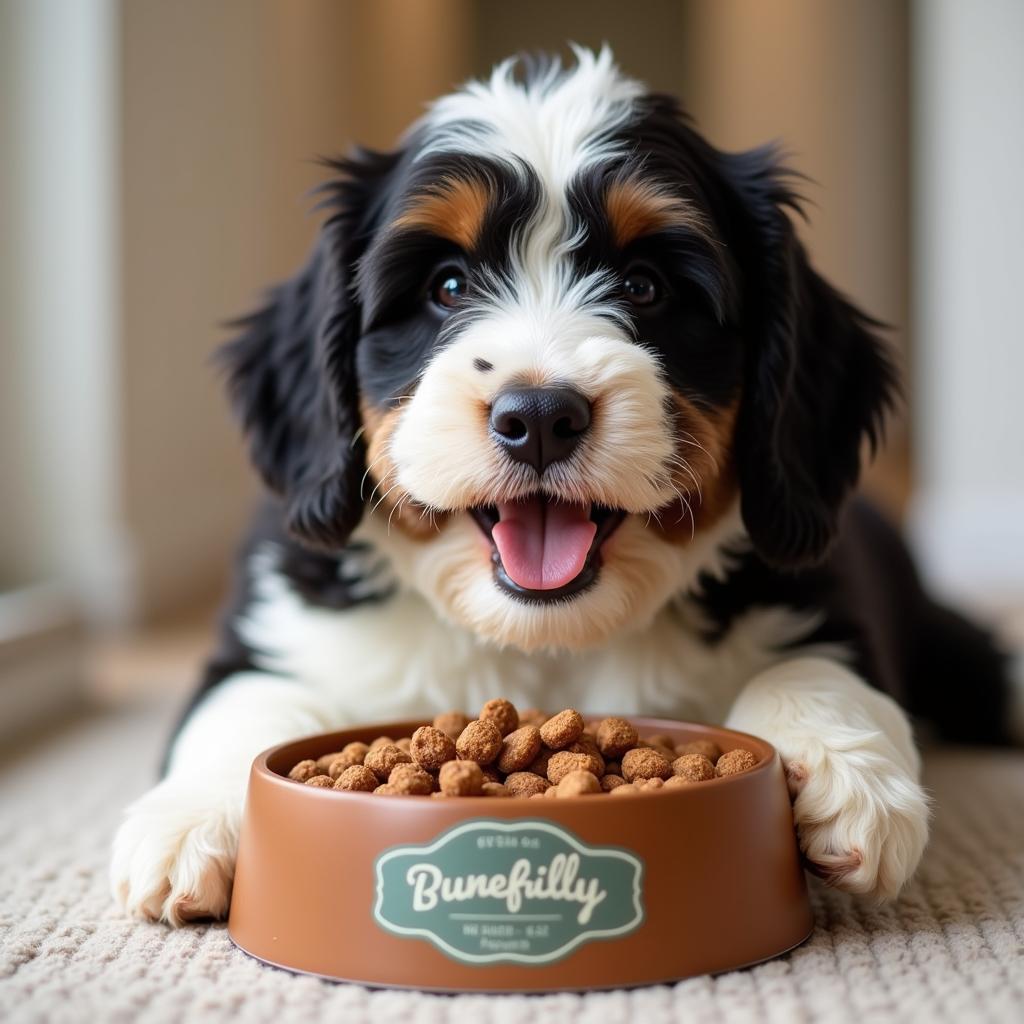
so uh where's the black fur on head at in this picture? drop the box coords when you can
[715,141,899,568]
[628,95,899,569]
[218,148,400,551]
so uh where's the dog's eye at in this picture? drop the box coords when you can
[431,267,468,310]
[622,266,660,307]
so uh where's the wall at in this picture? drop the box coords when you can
[0,0,122,612]
[910,0,1024,600]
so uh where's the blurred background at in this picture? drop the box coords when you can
[1,0,1021,739]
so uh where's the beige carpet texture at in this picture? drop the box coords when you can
[1,701,1022,1024]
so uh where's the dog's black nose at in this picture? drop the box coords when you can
[489,386,592,474]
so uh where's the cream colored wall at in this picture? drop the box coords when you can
[2,1,912,624]
[117,0,470,617]
[683,0,910,505]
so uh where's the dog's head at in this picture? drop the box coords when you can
[223,48,896,652]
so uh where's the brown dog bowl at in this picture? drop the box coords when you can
[228,717,812,991]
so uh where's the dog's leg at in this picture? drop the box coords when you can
[110,672,335,926]
[725,656,930,901]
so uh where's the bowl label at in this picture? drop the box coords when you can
[373,819,644,964]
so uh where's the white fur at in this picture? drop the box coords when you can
[112,48,932,924]
[110,673,335,925]
[419,45,643,198]
[389,310,676,515]
[726,657,930,901]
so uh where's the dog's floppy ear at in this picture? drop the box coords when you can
[219,150,397,550]
[718,146,899,569]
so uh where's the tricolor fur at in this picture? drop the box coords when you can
[111,48,1018,926]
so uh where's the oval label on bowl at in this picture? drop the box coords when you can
[373,819,644,965]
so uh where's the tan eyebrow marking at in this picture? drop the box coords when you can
[605,177,707,248]
[391,176,492,251]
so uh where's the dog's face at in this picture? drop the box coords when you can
[224,49,895,652]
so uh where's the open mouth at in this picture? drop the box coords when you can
[469,498,626,603]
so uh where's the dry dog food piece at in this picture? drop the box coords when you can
[621,747,673,782]
[676,738,722,762]
[504,771,550,797]
[409,725,457,770]
[455,720,503,765]
[672,753,716,782]
[556,770,601,797]
[288,759,321,783]
[546,749,603,785]
[609,783,641,797]
[438,759,485,796]
[304,774,335,788]
[664,775,696,790]
[388,763,434,795]
[539,708,585,749]
[433,711,470,740]
[323,741,369,777]
[645,733,676,752]
[364,744,413,781]
[496,725,542,774]
[315,750,343,773]
[595,717,639,759]
[527,747,554,778]
[716,748,758,776]
[332,764,378,792]
[480,698,519,737]
[286,705,762,798]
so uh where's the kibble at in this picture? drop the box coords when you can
[539,708,585,750]
[285,702,759,798]
[410,725,456,770]
[596,717,638,759]
[480,698,519,737]
[304,774,334,788]
[332,764,378,792]
[716,748,759,777]
[676,738,722,763]
[547,749,603,785]
[388,763,434,795]
[496,725,542,774]
[621,747,673,782]
[364,743,412,781]
[288,759,321,783]
[671,753,716,782]
[455,719,503,765]
[438,759,484,796]
[433,711,470,740]
[556,770,601,797]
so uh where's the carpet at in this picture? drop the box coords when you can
[1,701,1022,1024]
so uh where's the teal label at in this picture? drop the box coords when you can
[373,819,644,964]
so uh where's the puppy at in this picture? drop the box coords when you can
[111,48,1018,926]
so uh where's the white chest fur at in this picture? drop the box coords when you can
[237,543,827,730]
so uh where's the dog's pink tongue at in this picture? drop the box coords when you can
[491,498,596,591]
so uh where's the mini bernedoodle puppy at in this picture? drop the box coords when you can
[111,49,1020,925]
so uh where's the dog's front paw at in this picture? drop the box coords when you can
[110,778,240,926]
[785,744,930,901]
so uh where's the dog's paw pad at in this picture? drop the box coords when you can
[784,759,809,798]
